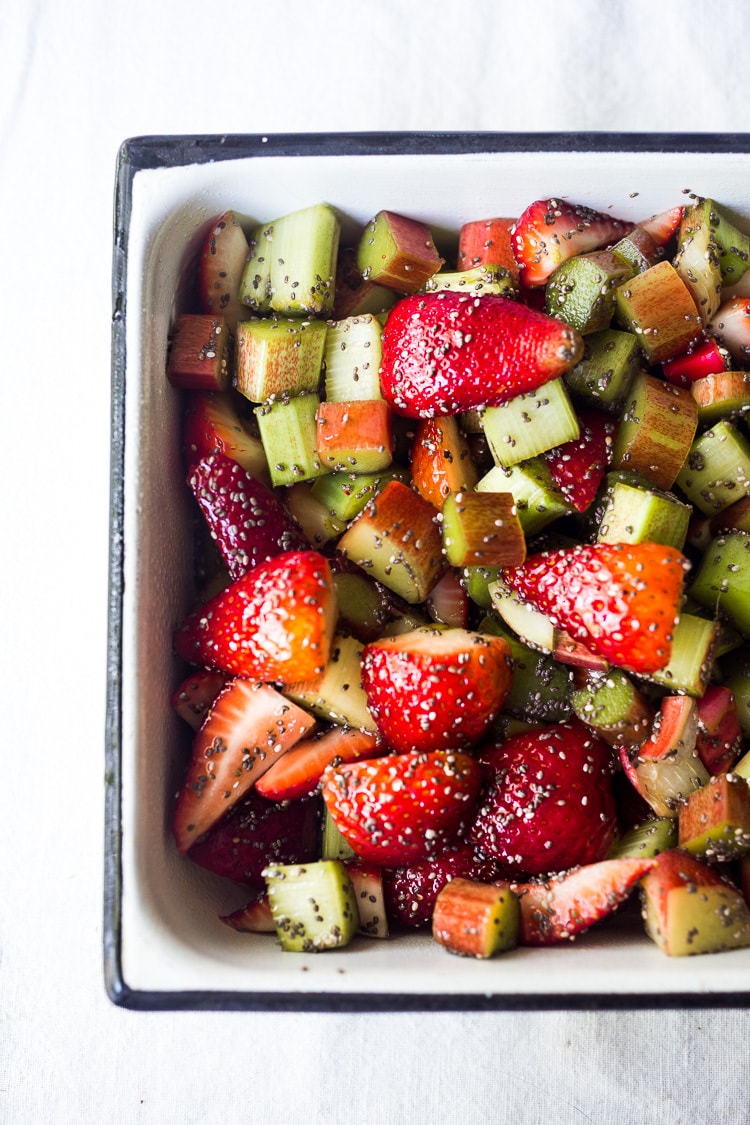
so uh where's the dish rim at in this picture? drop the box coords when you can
[106,130,750,1012]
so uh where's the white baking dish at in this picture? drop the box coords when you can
[106,133,750,1009]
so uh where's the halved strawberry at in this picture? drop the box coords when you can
[379,291,584,417]
[255,726,383,801]
[514,857,656,945]
[361,627,513,755]
[188,788,322,888]
[542,409,616,513]
[171,679,316,854]
[511,198,632,288]
[469,722,617,876]
[638,205,684,247]
[501,542,688,676]
[188,453,308,581]
[182,390,268,479]
[321,750,483,867]
[383,841,509,929]
[173,550,337,684]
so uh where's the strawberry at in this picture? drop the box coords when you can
[661,338,726,387]
[321,750,483,867]
[542,409,616,513]
[379,291,583,417]
[173,550,336,683]
[695,685,744,776]
[188,453,308,581]
[171,678,316,854]
[511,198,632,288]
[182,390,268,479]
[501,541,688,675]
[170,668,227,731]
[187,788,322,888]
[638,205,684,247]
[514,857,656,945]
[196,209,250,329]
[254,726,384,801]
[468,722,617,876]
[220,893,277,933]
[383,841,509,929]
[360,627,513,755]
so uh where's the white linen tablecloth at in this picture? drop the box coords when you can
[3,1,750,1121]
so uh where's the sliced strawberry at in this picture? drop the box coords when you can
[173,550,336,683]
[171,679,316,854]
[511,198,632,288]
[383,841,509,929]
[170,668,227,731]
[220,893,276,933]
[254,726,383,801]
[197,209,249,329]
[379,291,583,417]
[469,722,617,876]
[695,685,743,776]
[361,627,513,755]
[188,453,308,581]
[501,542,688,676]
[542,409,616,513]
[188,789,322,889]
[321,750,483,867]
[638,205,684,247]
[661,338,726,387]
[182,390,268,479]
[514,857,656,945]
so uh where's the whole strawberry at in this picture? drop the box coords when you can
[321,750,482,867]
[469,723,617,876]
[379,291,583,417]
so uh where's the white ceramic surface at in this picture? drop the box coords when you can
[112,137,750,1005]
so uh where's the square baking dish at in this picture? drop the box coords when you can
[106,132,750,1010]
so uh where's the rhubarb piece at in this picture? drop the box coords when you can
[673,198,724,321]
[379,291,584,418]
[610,371,698,491]
[321,806,357,861]
[695,685,744,775]
[571,668,655,749]
[662,338,727,388]
[469,723,617,875]
[595,477,691,550]
[608,818,677,860]
[331,569,398,642]
[501,541,688,676]
[432,878,520,958]
[310,465,408,522]
[188,454,308,579]
[183,390,268,479]
[410,416,479,511]
[332,247,397,319]
[173,550,336,684]
[337,479,444,604]
[621,695,709,819]
[321,750,483,867]
[315,398,393,473]
[170,668,227,731]
[361,626,513,754]
[187,789,322,887]
[426,567,470,629]
[707,297,750,366]
[235,316,327,403]
[263,860,360,952]
[440,490,526,568]
[481,379,580,468]
[457,216,519,281]
[255,726,382,801]
[346,862,390,938]
[647,613,719,698]
[640,848,750,956]
[220,894,276,933]
[515,857,655,945]
[284,482,346,547]
[564,328,641,414]
[167,314,231,391]
[690,371,750,425]
[286,632,378,733]
[511,198,631,288]
[254,392,327,487]
[546,250,633,334]
[423,264,516,298]
[239,204,339,318]
[197,210,250,329]
[615,260,702,363]
[676,420,750,514]
[610,226,662,273]
[171,680,316,854]
[479,616,572,723]
[712,494,750,535]
[356,209,443,294]
[476,459,572,537]
[678,773,750,861]
[323,314,383,401]
[689,530,750,633]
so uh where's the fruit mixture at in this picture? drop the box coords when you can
[165,194,750,960]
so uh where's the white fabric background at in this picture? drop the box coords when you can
[2,1,750,1121]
